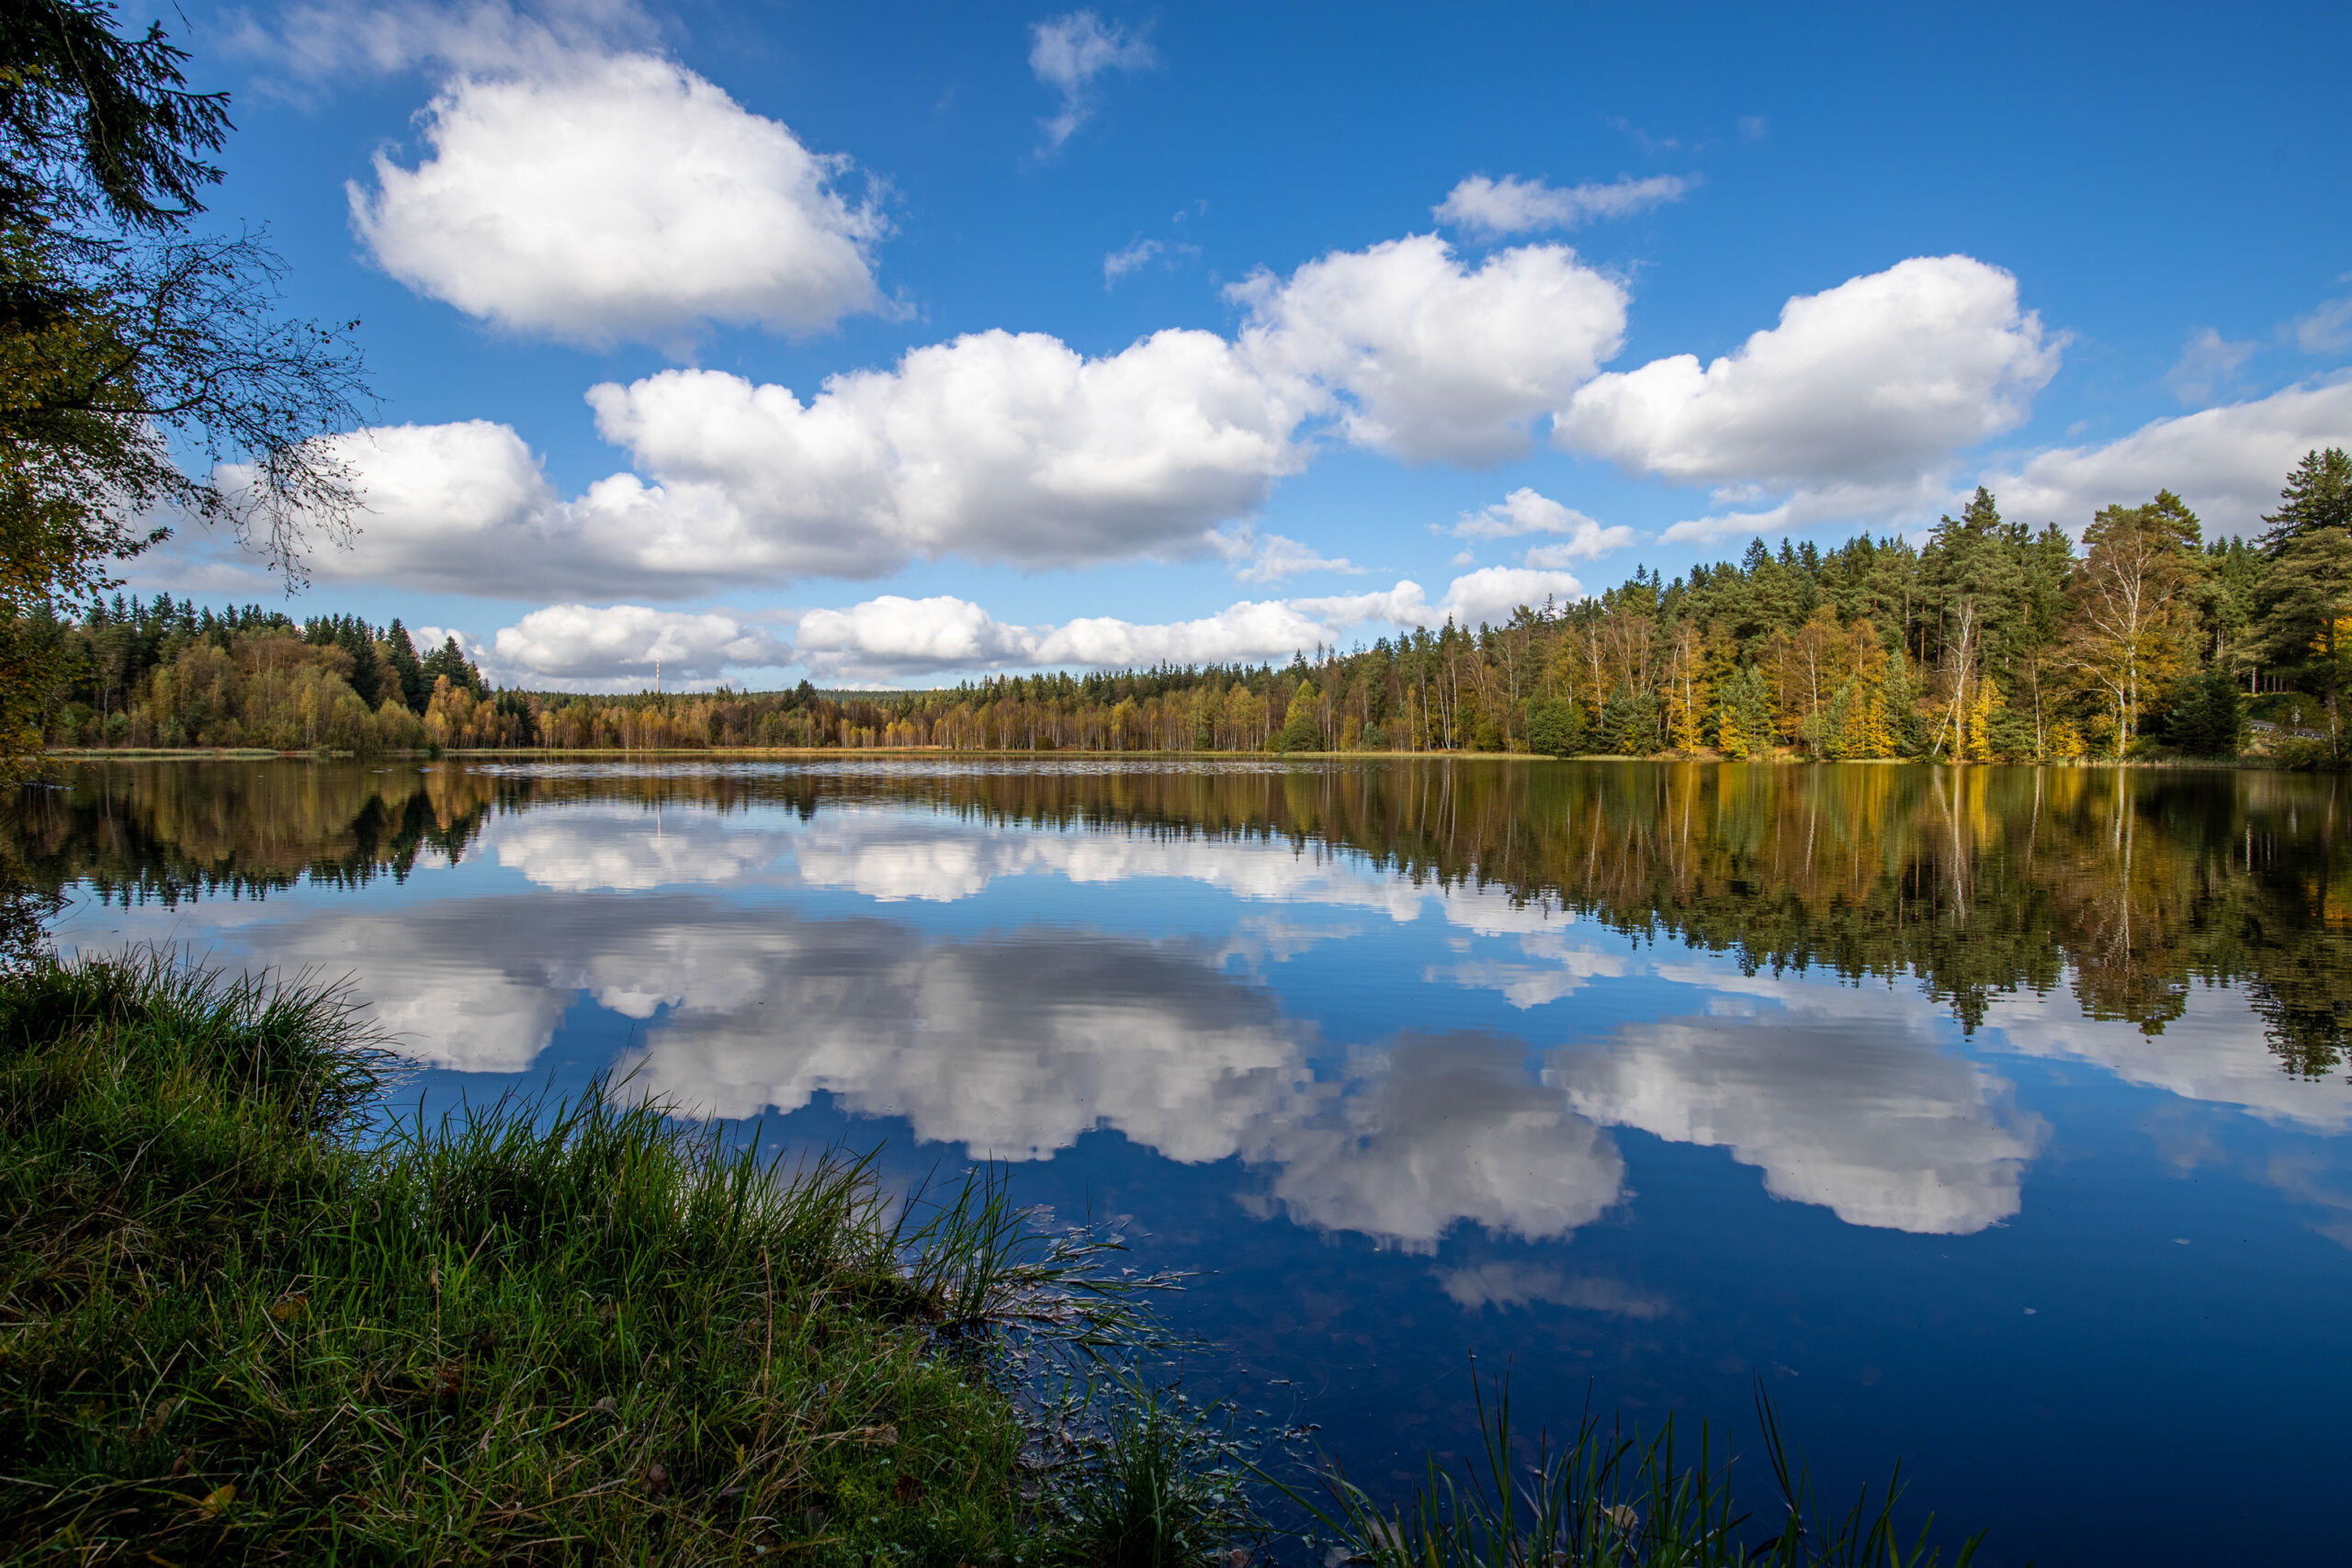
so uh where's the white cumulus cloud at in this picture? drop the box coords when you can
[351,52,888,346]
[588,329,1307,576]
[1434,173,1692,237]
[1427,566,1586,627]
[1210,525,1362,581]
[486,604,790,684]
[1029,10,1153,150]
[260,229,1656,595]
[1235,233,1627,465]
[793,596,1038,677]
[1558,255,2059,491]
[1446,487,1631,562]
[781,566,1589,681]
[286,325,1307,595]
[1978,375,2352,537]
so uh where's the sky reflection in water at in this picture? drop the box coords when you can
[13,759,2351,1565]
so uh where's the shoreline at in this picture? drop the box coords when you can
[2,951,2004,1565]
[40,743,2323,769]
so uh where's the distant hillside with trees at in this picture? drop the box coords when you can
[11,451,2351,764]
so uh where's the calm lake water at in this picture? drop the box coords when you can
[11,758,2352,1564]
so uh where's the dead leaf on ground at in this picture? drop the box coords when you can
[196,1483,236,1517]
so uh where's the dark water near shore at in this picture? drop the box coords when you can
[10,757,2351,1564]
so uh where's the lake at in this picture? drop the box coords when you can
[9,757,2350,1564]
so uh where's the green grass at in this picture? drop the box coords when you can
[0,951,2014,1567]
[0,951,1216,1565]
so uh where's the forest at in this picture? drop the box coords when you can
[12,450,2351,764]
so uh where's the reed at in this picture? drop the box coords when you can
[1290,1369,1992,1568]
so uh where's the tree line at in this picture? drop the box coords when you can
[13,597,485,751]
[4,7,2348,774]
[14,451,2349,764]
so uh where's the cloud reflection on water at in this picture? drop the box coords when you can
[60,790,2337,1250]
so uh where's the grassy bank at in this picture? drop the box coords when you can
[0,953,1245,1564]
[0,953,2003,1566]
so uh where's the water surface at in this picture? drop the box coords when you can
[11,758,2350,1564]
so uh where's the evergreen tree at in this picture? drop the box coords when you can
[384,619,427,713]
[1525,697,1587,757]
[336,618,383,707]
[420,635,484,698]
[2258,447,2352,553]
[2166,666,2246,757]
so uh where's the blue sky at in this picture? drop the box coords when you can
[137,0,2352,688]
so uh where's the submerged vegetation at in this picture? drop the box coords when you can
[1302,1374,1983,1568]
[0,951,2011,1565]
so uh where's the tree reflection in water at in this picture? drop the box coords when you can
[8,758,2341,1077]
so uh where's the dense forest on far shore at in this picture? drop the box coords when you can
[13,453,2352,765]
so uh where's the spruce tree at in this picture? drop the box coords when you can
[384,620,427,714]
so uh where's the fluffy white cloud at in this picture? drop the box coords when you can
[1211,525,1362,581]
[1447,487,1631,563]
[1029,10,1153,150]
[288,326,1306,593]
[593,333,1306,574]
[786,566,1587,679]
[351,52,887,346]
[1236,234,1627,465]
[794,596,1036,677]
[791,592,1337,680]
[1558,255,2059,493]
[1434,173,1691,236]
[1429,567,1586,626]
[1979,375,2352,536]
[486,604,790,683]
[274,419,572,586]
[264,227,1658,593]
